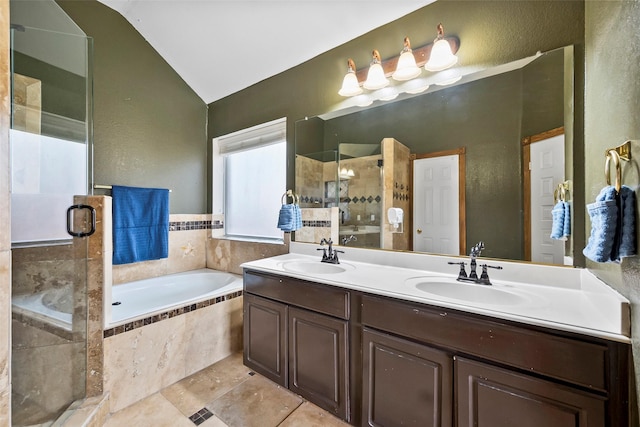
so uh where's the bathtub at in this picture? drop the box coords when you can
[12,285,73,332]
[106,268,243,328]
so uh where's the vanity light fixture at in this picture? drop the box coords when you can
[338,58,363,97]
[424,23,458,72]
[339,168,355,179]
[392,37,421,81]
[363,50,389,90]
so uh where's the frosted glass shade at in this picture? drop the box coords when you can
[363,63,389,90]
[338,71,363,97]
[392,50,421,81]
[425,39,458,72]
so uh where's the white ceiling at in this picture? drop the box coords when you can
[97,0,435,104]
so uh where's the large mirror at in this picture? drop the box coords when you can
[295,46,579,266]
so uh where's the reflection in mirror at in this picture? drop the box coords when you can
[295,46,576,266]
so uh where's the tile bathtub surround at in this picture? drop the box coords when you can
[103,296,243,413]
[104,352,350,427]
[112,213,211,284]
[102,290,242,337]
[206,235,289,275]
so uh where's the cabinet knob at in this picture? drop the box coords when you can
[417,229,422,234]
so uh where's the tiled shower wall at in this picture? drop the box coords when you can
[0,1,11,423]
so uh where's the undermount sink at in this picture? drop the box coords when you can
[280,260,355,275]
[405,276,530,306]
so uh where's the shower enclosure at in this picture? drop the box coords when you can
[10,2,93,424]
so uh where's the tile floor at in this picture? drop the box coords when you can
[103,352,351,427]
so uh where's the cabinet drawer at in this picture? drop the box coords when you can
[361,294,608,391]
[455,357,605,427]
[244,270,350,320]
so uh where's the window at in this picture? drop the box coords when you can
[212,118,286,241]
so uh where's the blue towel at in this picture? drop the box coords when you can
[112,185,169,265]
[550,201,566,240]
[616,186,636,261]
[583,185,637,263]
[562,201,571,239]
[277,204,302,232]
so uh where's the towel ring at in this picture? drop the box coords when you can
[281,189,300,205]
[605,149,622,193]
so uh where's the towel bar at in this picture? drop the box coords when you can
[94,184,172,192]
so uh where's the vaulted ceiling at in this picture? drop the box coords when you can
[97,0,434,104]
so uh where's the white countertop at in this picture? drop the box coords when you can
[241,242,631,343]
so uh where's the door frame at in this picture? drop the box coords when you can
[522,126,564,261]
[411,147,466,256]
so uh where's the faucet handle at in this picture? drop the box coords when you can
[448,261,468,278]
[479,264,502,284]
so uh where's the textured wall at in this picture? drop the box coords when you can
[584,1,640,421]
[57,0,208,214]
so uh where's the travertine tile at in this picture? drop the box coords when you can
[279,401,351,427]
[206,238,231,271]
[183,297,243,376]
[199,414,229,427]
[207,375,302,427]
[103,315,187,413]
[103,393,195,427]
[0,250,9,392]
[161,352,251,417]
[0,387,9,427]
[167,229,207,273]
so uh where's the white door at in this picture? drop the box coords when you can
[413,155,459,254]
[530,135,565,264]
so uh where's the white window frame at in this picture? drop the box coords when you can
[212,117,287,243]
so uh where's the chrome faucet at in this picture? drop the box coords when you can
[448,241,502,285]
[318,238,343,264]
[468,241,485,280]
[341,235,357,246]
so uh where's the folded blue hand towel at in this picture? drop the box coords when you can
[562,201,571,239]
[616,185,636,261]
[278,203,303,232]
[112,185,169,265]
[550,201,566,240]
[293,204,302,230]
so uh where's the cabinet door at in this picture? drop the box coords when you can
[243,293,287,386]
[456,357,605,427]
[362,328,453,427]
[289,306,349,421]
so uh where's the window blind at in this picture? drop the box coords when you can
[216,117,286,155]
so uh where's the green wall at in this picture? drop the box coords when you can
[585,1,640,421]
[57,0,208,213]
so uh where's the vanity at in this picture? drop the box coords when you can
[242,243,631,427]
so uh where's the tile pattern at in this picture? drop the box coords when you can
[103,297,243,413]
[189,408,214,425]
[169,220,223,231]
[105,352,350,427]
[103,290,242,338]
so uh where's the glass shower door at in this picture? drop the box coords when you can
[10,24,93,426]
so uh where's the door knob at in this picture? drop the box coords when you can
[417,229,422,234]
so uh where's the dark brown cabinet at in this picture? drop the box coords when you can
[455,357,605,427]
[243,270,351,421]
[289,306,349,418]
[362,328,453,427]
[243,293,287,386]
[243,269,629,427]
